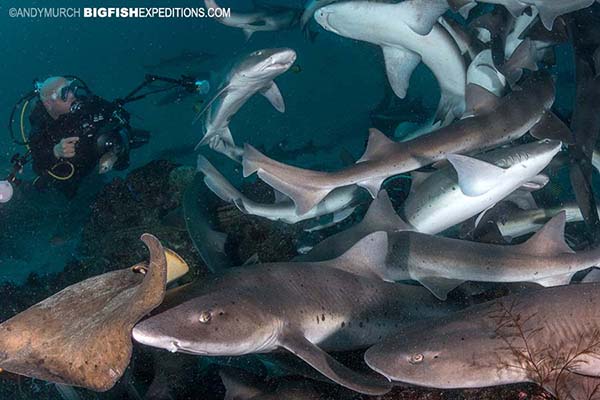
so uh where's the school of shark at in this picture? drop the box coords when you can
[3,0,600,399]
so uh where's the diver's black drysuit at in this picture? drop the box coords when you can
[28,96,132,198]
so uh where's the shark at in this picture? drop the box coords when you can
[204,0,301,41]
[364,282,600,397]
[450,0,599,30]
[314,0,466,126]
[193,48,296,160]
[297,190,412,262]
[477,202,600,239]
[243,73,569,215]
[403,139,561,234]
[300,0,340,41]
[132,235,466,395]
[380,210,600,300]
[197,155,367,225]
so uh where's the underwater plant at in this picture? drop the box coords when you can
[490,299,600,400]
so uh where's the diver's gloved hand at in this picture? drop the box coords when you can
[53,137,79,159]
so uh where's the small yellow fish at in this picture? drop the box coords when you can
[99,151,118,174]
[290,64,302,74]
[192,101,204,113]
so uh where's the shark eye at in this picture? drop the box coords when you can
[409,353,424,364]
[254,50,263,56]
[199,311,212,323]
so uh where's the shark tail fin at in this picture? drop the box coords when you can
[242,144,333,215]
[197,155,249,213]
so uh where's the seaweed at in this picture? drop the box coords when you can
[490,299,600,399]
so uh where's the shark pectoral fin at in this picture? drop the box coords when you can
[198,155,244,205]
[219,368,265,400]
[534,272,576,287]
[332,206,357,224]
[411,273,465,301]
[273,188,289,203]
[210,229,228,254]
[502,1,527,18]
[464,83,502,118]
[192,84,230,125]
[409,171,432,195]
[520,174,550,192]
[447,154,506,197]
[397,0,450,35]
[360,190,413,232]
[448,0,477,18]
[357,128,398,163]
[304,207,357,232]
[506,39,538,74]
[518,211,575,256]
[530,111,573,144]
[505,190,539,210]
[260,82,285,112]
[165,249,190,283]
[278,329,392,396]
[381,46,421,99]
[242,29,254,41]
[536,3,569,31]
[328,231,390,280]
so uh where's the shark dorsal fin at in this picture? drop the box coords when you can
[360,190,413,232]
[357,128,398,163]
[447,154,507,197]
[518,211,574,256]
[327,231,390,281]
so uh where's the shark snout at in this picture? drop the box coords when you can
[265,48,297,71]
[314,7,337,33]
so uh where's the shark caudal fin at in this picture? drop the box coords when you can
[242,144,333,215]
[197,155,248,213]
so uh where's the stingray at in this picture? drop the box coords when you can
[0,233,167,391]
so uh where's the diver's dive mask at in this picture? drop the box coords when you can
[52,80,87,101]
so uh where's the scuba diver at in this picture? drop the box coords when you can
[28,76,149,197]
[5,73,210,200]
